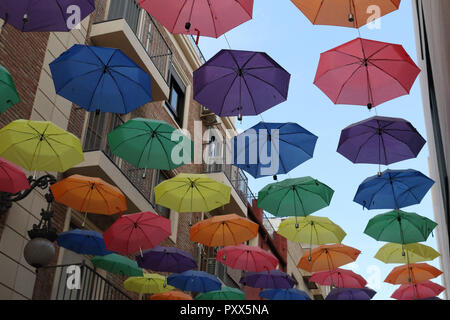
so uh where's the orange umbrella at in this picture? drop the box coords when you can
[150,291,193,301]
[190,214,258,247]
[385,263,443,285]
[297,244,361,272]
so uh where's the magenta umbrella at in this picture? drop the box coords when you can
[0,157,30,194]
[391,281,445,300]
[216,244,279,272]
[310,268,367,288]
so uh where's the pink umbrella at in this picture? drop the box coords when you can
[0,157,30,194]
[310,268,367,288]
[216,244,279,272]
[391,281,445,300]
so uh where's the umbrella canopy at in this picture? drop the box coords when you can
[136,246,197,273]
[354,169,434,210]
[0,120,84,172]
[232,122,318,178]
[364,210,437,245]
[240,270,296,289]
[391,281,445,300]
[108,118,193,171]
[326,287,377,300]
[0,157,29,194]
[50,44,152,114]
[337,116,426,166]
[195,286,245,300]
[259,288,311,301]
[310,268,367,288]
[150,291,193,300]
[375,243,440,264]
[57,229,112,256]
[291,0,401,28]
[194,49,290,119]
[154,173,231,213]
[385,263,443,285]
[124,273,174,294]
[91,254,143,277]
[297,244,361,273]
[216,244,279,272]
[0,65,20,114]
[190,214,258,247]
[139,0,254,38]
[314,38,420,109]
[103,211,171,256]
[257,177,334,218]
[167,270,222,293]
[0,0,95,32]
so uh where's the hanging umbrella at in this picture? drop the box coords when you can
[385,263,443,285]
[190,213,258,247]
[103,211,171,256]
[259,288,311,301]
[0,65,20,114]
[375,243,440,264]
[0,0,95,32]
[0,157,30,194]
[135,246,197,273]
[139,0,254,38]
[297,244,361,273]
[50,44,152,114]
[232,122,318,179]
[239,270,296,289]
[216,244,279,272]
[154,173,231,213]
[391,281,446,300]
[195,286,245,300]
[310,268,367,288]
[108,118,193,171]
[314,38,420,109]
[0,119,84,172]
[194,49,291,120]
[91,254,143,277]
[354,169,434,210]
[167,270,222,293]
[291,0,401,28]
[124,273,174,294]
[150,291,193,300]
[326,287,376,300]
[57,229,113,256]
[337,116,426,166]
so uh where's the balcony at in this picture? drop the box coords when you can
[199,246,241,289]
[91,0,172,101]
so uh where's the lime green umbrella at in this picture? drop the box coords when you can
[195,286,245,300]
[124,273,174,294]
[91,254,143,277]
[107,118,193,171]
[375,243,440,264]
[0,65,20,114]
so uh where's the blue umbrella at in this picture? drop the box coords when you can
[57,229,113,256]
[353,169,434,210]
[167,270,222,293]
[232,122,318,179]
[49,44,152,114]
[259,288,311,300]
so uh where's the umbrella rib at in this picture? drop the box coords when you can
[334,64,364,104]
[136,135,153,168]
[217,74,239,116]
[109,69,152,99]
[366,44,392,60]
[108,71,129,114]
[382,131,419,155]
[95,184,119,212]
[206,0,219,38]
[365,180,389,209]
[153,131,173,169]
[224,222,239,245]
[87,72,106,111]
[368,61,411,93]
[55,67,103,94]
[194,71,236,97]
[170,0,189,31]
[241,52,259,70]
[313,61,361,82]
[312,0,325,24]
[245,72,287,100]
[109,133,151,153]
[241,75,259,115]
[272,188,292,215]
[278,136,316,156]
[352,132,378,163]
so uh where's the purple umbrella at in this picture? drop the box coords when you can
[326,288,376,300]
[239,270,297,289]
[194,49,291,120]
[135,246,197,273]
[0,0,95,32]
[337,116,426,166]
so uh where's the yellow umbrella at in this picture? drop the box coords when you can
[0,119,84,172]
[375,243,440,264]
[124,273,174,294]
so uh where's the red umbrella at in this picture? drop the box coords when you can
[216,244,278,272]
[310,268,367,288]
[103,211,171,256]
[391,281,445,300]
[0,157,30,194]
[314,38,421,109]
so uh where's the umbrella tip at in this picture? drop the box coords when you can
[185,22,191,31]
[308,256,312,262]
[367,103,373,110]
[377,171,382,177]
[348,13,354,22]
[273,175,277,181]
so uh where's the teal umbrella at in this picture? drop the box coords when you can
[195,286,245,300]
[0,65,20,114]
[91,254,143,277]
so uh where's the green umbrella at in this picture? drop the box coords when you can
[0,65,20,114]
[195,286,245,300]
[257,177,334,218]
[91,254,143,277]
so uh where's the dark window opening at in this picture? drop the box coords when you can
[153,170,171,218]
[165,69,185,127]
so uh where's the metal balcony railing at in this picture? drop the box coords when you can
[198,246,240,289]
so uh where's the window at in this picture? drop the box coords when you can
[153,170,171,218]
[165,68,186,127]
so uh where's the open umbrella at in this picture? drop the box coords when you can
[297,244,361,273]
[195,286,245,300]
[326,287,376,300]
[314,38,420,109]
[57,229,113,256]
[385,263,443,285]
[91,254,143,277]
[136,246,197,273]
[259,288,311,301]
[194,49,290,120]
[150,291,193,300]
[124,273,174,294]
[232,122,318,179]
[50,44,152,114]
[0,65,20,114]
[0,157,30,194]
[216,245,279,272]
[375,243,440,264]
[240,270,296,289]
[167,270,222,293]
[310,268,367,288]
[391,281,445,300]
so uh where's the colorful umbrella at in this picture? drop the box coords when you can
[0,157,30,194]
[194,49,291,120]
[50,44,152,114]
[314,38,420,109]
[216,245,279,272]
[167,270,222,293]
[57,229,113,256]
[124,273,174,294]
[190,214,258,247]
[136,246,197,273]
[232,122,318,179]
[195,286,245,300]
[150,291,193,300]
[297,244,361,273]
[375,243,440,264]
[103,211,171,256]
[0,65,20,114]
[0,120,84,172]
[240,270,296,289]
[108,118,193,171]
[0,0,95,32]
[138,0,254,38]
[326,287,376,300]
[391,281,445,300]
[259,288,311,301]
[385,263,443,285]
[310,268,367,288]
[354,169,434,210]
[337,116,426,166]
[91,254,143,277]
[154,173,231,213]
